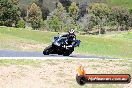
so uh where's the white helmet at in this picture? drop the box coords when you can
[69,29,75,34]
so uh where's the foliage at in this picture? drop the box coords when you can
[89,3,111,19]
[20,7,27,19]
[85,3,111,34]
[40,19,46,30]
[111,6,130,31]
[47,16,63,32]
[46,2,80,32]
[18,0,110,12]
[11,0,18,5]
[47,3,67,31]
[46,2,65,32]
[0,0,20,27]
[35,0,50,20]
[59,0,72,12]
[78,3,88,18]
[27,3,42,29]
[77,14,91,32]
[69,2,79,21]
[16,19,25,28]
[1,0,132,34]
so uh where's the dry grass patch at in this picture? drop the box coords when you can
[0,59,131,88]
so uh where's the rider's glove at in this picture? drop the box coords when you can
[63,45,66,48]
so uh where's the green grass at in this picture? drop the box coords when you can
[0,27,56,44]
[76,32,132,59]
[117,32,132,39]
[106,0,132,8]
[0,26,132,59]
[0,59,42,66]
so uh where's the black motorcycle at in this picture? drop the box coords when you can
[43,34,81,56]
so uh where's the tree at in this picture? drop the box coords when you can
[41,7,50,20]
[78,3,88,19]
[111,7,129,31]
[11,0,18,5]
[59,0,72,12]
[128,9,132,28]
[46,2,79,32]
[35,0,50,20]
[47,16,63,32]
[46,2,65,32]
[27,3,42,29]
[88,3,111,34]
[77,14,91,33]
[55,2,65,17]
[69,2,79,21]
[20,7,27,19]
[0,0,20,27]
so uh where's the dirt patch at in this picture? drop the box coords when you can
[0,60,131,88]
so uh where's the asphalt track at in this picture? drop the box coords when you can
[0,50,119,60]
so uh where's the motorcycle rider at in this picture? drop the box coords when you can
[43,28,80,56]
[61,29,76,49]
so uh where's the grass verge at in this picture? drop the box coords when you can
[106,0,132,8]
[0,27,132,59]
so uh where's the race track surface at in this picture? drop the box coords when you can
[0,50,119,60]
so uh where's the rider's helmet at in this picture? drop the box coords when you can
[68,29,75,35]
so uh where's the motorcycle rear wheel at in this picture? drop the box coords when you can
[63,48,74,56]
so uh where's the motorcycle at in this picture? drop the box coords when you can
[43,34,81,56]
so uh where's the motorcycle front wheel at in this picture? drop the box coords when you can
[43,45,52,55]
